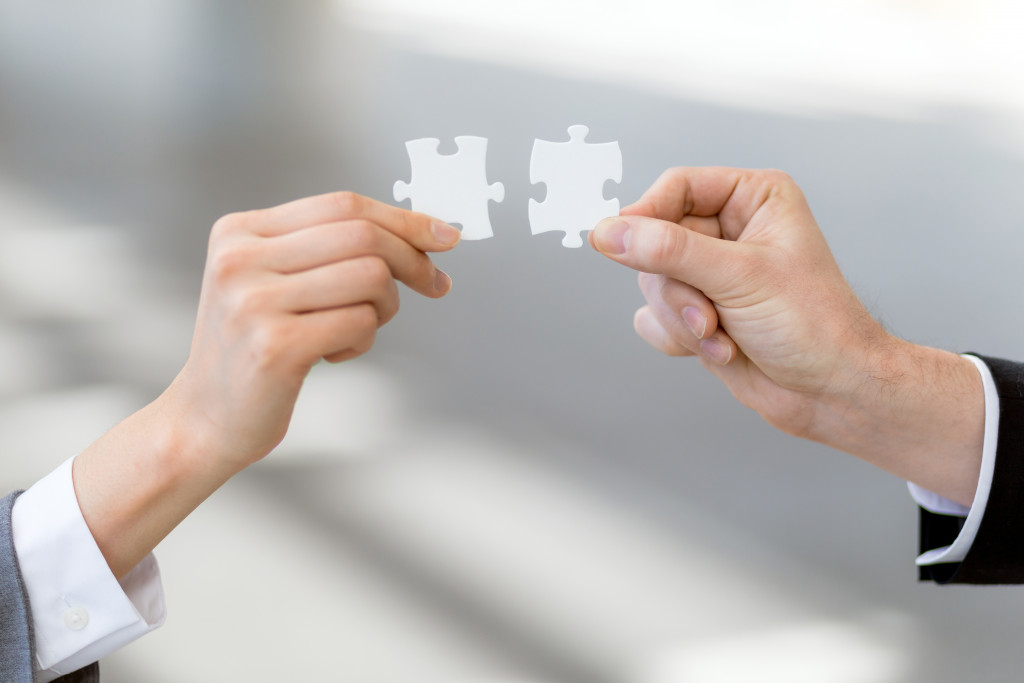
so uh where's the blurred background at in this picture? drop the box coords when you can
[2,1,1024,681]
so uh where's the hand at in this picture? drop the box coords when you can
[73,192,459,578]
[590,167,983,505]
[592,167,885,438]
[167,191,460,472]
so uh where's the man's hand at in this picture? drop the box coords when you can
[74,192,459,578]
[590,167,885,439]
[591,167,983,506]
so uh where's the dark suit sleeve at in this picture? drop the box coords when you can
[919,354,1024,584]
[2,491,100,682]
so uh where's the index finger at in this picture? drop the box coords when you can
[253,191,461,251]
[620,167,803,242]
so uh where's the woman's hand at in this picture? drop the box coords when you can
[74,192,459,578]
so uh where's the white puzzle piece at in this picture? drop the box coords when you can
[529,125,622,248]
[394,136,505,240]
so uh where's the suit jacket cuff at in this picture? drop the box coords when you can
[919,354,1024,583]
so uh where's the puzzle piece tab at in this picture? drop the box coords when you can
[394,136,505,240]
[529,125,622,248]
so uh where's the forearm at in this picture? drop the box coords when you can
[809,338,984,507]
[596,168,986,507]
[71,390,239,580]
[69,194,456,581]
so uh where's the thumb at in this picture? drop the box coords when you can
[590,215,750,299]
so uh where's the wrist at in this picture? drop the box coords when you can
[73,393,239,578]
[160,356,298,473]
[152,378,250,482]
[809,337,984,506]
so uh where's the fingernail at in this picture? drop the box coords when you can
[593,218,631,255]
[434,268,452,293]
[432,221,461,247]
[700,338,732,365]
[682,306,707,339]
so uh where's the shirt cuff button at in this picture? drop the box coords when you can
[63,606,89,631]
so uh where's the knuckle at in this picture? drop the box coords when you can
[349,303,380,334]
[763,168,794,185]
[208,247,243,284]
[211,211,256,240]
[413,254,439,289]
[662,166,689,184]
[208,239,259,284]
[378,290,400,324]
[331,191,364,216]
[644,223,685,267]
[357,255,392,288]
[400,209,421,237]
[210,213,239,240]
[760,169,803,199]
[352,325,378,355]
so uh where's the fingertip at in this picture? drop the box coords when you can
[634,306,693,357]
[324,348,361,364]
[431,221,461,249]
[592,218,631,256]
[618,200,648,217]
[633,306,661,345]
[633,305,654,333]
[682,306,709,340]
[699,336,735,365]
[637,271,661,303]
[430,268,453,297]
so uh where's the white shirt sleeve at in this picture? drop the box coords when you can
[909,354,1000,566]
[10,457,166,682]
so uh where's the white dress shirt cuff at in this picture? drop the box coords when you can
[11,457,166,681]
[909,354,999,566]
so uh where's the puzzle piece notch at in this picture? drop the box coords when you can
[394,136,505,240]
[529,125,622,248]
